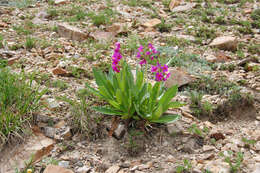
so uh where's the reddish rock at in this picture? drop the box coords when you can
[52,67,68,76]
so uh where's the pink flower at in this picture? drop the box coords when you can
[112,64,120,73]
[155,72,163,81]
[152,49,158,54]
[161,64,168,73]
[139,59,147,66]
[150,56,154,60]
[112,42,122,73]
[151,65,158,72]
[138,45,144,52]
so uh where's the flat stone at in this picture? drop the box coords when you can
[204,159,229,173]
[165,67,194,88]
[57,23,88,41]
[209,36,237,51]
[252,163,260,173]
[90,31,115,42]
[202,145,215,152]
[171,3,196,12]
[167,121,185,135]
[176,34,196,42]
[43,165,74,173]
[142,19,161,28]
[0,133,55,172]
[105,165,120,173]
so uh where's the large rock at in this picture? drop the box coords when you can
[57,23,88,41]
[209,36,237,51]
[43,165,74,173]
[0,133,55,172]
[165,67,194,88]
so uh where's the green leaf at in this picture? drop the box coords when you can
[151,114,180,124]
[99,86,113,100]
[93,68,106,87]
[85,83,102,97]
[158,85,178,112]
[115,89,122,104]
[93,68,113,98]
[92,106,123,116]
[136,68,144,90]
[152,104,163,120]
[168,102,185,109]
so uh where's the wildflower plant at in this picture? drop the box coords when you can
[86,42,183,124]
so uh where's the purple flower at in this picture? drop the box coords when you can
[161,64,168,73]
[112,42,122,73]
[150,56,154,60]
[148,43,154,49]
[146,51,151,55]
[155,72,163,81]
[151,65,158,72]
[139,59,147,66]
[136,52,141,58]
[112,52,122,59]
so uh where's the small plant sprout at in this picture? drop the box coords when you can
[86,42,183,125]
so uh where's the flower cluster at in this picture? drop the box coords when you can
[136,43,159,66]
[112,42,122,73]
[151,63,171,82]
[111,42,171,82]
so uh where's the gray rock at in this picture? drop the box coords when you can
[113,124,126,140]
[43,127,56,138]
[58,161,70,168]
[76,166,91,173]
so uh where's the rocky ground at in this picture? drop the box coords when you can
[0,0,260,173]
